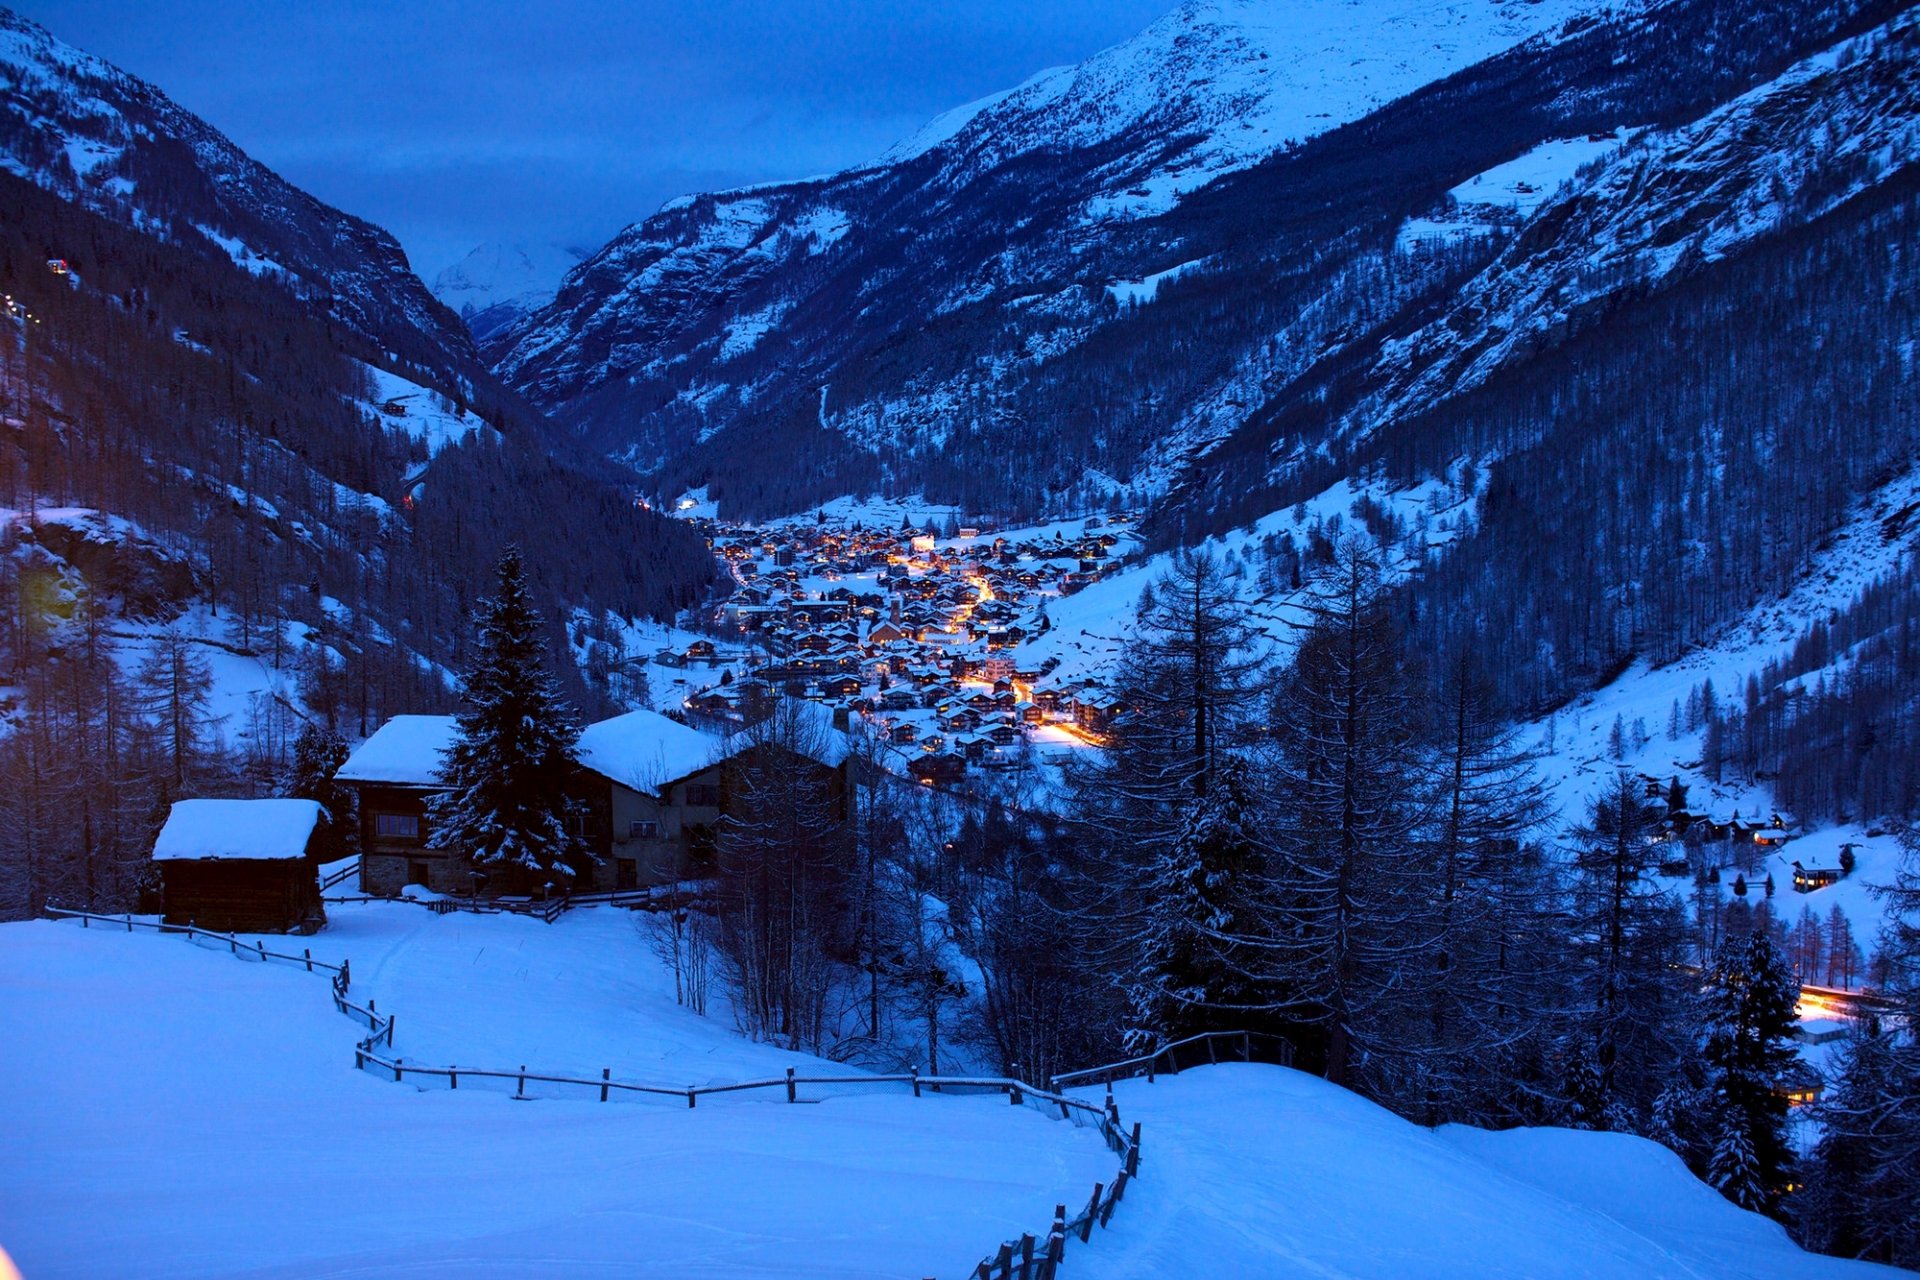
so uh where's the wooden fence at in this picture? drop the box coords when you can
[322,881,712,925]
[44,905,1151,1278]
[1050,1029,1295,1092]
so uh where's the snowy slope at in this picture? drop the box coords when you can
[493,0,1632,504]
[1347,13,1920,456]
[1068,1065,1884,1279]
[0,909,1114,1279]
[431,241,585,343]
[0,9,488,395]
[890,0,1617,224]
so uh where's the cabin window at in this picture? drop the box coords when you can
[374,813,420,840]
[684,784,722,808]
[628,820,660,840]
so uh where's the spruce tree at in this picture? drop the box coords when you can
[282,721,353,862]
[1693,932,1799,1216]
[1124,755,1261,1050]
[1799,1017,1915,1262]
[428,548,582,892]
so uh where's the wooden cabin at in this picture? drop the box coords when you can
[155,799,325,934]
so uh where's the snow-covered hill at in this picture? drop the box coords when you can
[0,906,1113,1279]
[0,909,1883,1278]
[0,8,489,396]
[492,0,1903,525]
[1068,1065,1881,1279]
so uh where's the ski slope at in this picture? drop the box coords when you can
[0,908,1112,1280]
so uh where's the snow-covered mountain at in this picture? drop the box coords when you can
[431,241,586,344]
[0,7,487,394]
[492,0,1906,524]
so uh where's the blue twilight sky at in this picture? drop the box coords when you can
[20,1,1171,277]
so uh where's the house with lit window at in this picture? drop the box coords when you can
[338,704,857,899]
[337,709,732,897]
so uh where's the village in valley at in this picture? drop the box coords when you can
[648,504,1141,792]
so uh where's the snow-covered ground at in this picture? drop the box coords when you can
[1066,1065,1881,1280]
[1525,461,1920,946]
[0,906,1113,1279]
[357,362,493,454]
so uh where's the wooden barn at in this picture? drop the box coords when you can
[155,798,326,934]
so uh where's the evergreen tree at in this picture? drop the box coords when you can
[1124,755,1262,1049]
[1691,932,1799,1216]
[1562,771,1690,1125]
[282,721,354,862]
[428,548,582,892]
[1414,648,1558,1123]
[1798,1018,1913,1262]
[1263,538,1428,1093]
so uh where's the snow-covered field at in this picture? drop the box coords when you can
[1065,1065,1880,1280]
[0,907,1112,1279]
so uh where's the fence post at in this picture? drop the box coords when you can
[911,1066,921,1098]
[1242,1029,1252,1062]
[1128,1121,1142,1176]
[687,1087,697,1109]
[1206,1035,1217,1065]
[125,913,132,932]
[994,1241,1013,1279]
[450,1067,458,1090]
[354,1047,363,1069]
[1080,1183,1102,1242]
[1102,1170,1126,1225]
[1008,1078,1023,1107]
[1049,1205,1067,1267]
[387,1017,395,1047]
[786,1066,796,1103]
[517,1066,526,1099]
[304,948,313,973]
[341,958,350,992]
[257,941,267,962]
[602,1068,611,1103]
[229,933,237,953]
[1018,1233,1035,1280]
[393,1060,402,1084]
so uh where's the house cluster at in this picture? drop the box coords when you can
[146,704,858,931]
[334,707,851,897]
[677,515,1138,784]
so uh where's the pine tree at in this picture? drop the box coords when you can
[1799,1016,1920,1263]
[1263,537,1428,1094]
[1562,771,1690,1124]
[1125,756,1262,1049]
[1708,1109,1768,1212]
[1692,932,1799,1217]
[282,721,353,862]
[428,548,582,892]
[1415,649,1557,1123]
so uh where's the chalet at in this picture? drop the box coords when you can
[155,798,325,934]
[910,756,967,786]
[820,674,863,698]
[888,721,922,745]
[882,688,920,711]
[1753,827,1791,848]
[337,709,730,896]
[1791,861,1842,893]
[1074,692,1122,738]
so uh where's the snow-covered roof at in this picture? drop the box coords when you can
[335,715,457,786]
[153,799,323,862]
[575,708,725,791]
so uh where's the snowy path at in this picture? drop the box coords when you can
[1064,1065,1884,1280]
[0,915,1111,1279]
